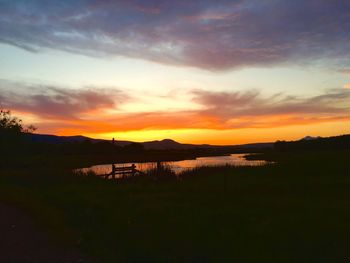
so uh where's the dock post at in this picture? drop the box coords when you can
[131,164,136,176]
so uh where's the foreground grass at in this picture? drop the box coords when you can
[1,150,350,262]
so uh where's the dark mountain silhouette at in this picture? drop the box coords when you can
[301,136,321,141]
[275,134,350,151]
[24,133,274,150]
[232,142,274,149]
[142,139,194,150]
[24,134,97,144]
[24,133,132,146]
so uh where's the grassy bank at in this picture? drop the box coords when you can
[1,150,350,262]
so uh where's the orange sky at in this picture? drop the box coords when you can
[14,104,350,145]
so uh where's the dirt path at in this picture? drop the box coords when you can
[0,203,96,263]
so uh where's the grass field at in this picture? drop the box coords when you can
[1,150,350,262]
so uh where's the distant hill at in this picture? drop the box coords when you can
[24,134,98,144]
[142,139,196,150]
[301,136,321,141]
[24,133,274,150]
[24,133,133,146]
[231,142,274,149]
[275,134,350,150]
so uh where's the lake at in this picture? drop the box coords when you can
[77,154,268,178]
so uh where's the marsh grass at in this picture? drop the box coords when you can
[73,169,97,178]
[1,150,350,262]
[143,163,177,180]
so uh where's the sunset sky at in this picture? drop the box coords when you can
[1,0,350,144]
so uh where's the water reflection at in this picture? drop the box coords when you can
[77,154,267,178]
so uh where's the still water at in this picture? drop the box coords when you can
[77,154,267,177]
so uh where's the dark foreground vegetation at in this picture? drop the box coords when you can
[1,149,350,262]
[2,110,350,262]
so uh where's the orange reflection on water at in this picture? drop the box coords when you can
[77,154,268,178]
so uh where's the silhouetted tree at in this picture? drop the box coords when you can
[0,109,36,136]
[0,109,37,159]
[1,109,36,148]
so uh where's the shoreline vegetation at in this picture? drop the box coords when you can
[2,148,350,262]
[1,149,258,171]
[1,138,268,171]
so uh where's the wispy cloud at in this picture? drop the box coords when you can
[193,88,350,115]
[2,80,350,135]
[1,0,350,70]
[191,88,350,128]
[0,80,128,119]
[338,69,350,75]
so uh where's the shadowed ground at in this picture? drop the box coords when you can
[0,203,95,263]
[1,150,350,262]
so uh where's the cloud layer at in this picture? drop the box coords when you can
[1,80,350,135]
[0,81,127,119]
[191,88,350,128]
[1,0,350,70]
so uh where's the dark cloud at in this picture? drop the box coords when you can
[0,80,128,119]
[192,88,350,127]
[1,0,349,70]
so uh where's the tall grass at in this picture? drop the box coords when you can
[2,150,350,262]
